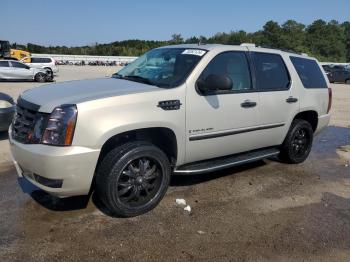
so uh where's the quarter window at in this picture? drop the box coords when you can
[199,51,252,92]
[252,52,290,91]
[290,56,327,89]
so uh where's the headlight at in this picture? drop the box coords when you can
[0,100,13,108]
[41,104,78,146]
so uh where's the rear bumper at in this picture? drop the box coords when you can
[315,113,331,135]
[9,131,100,198]
[0,106,15,131]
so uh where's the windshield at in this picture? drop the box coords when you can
[113,48,207,88]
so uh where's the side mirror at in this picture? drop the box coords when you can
[197,74,233,94]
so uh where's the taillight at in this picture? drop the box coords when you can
[327,87,332,113]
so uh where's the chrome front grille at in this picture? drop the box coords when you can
[11,105,38,143]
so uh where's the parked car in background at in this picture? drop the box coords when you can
[323,66,350,84]
[0,60,53,82]
[0,92,15,132]
[21,57,58,76]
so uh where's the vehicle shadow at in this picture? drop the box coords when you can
[90,161,267,217]
[0,79,34,83]
[0,131,8,141]
[30,190,90,211]
[24,161,266,216]
[18,177,90,212]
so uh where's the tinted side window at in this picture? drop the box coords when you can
[290,56,327,89]
[199,51,252,91]
[43,58,52,63]
[252,52,290,91]
[31,57,40,63]
[0,61,10,67]
[11,62,29,69]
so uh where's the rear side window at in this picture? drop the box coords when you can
[252,52,290,91]
[290,56,327,89]
[31,57,40,63]
[31,57,51,63]
[0,61,9,67]
[42,58,52,63]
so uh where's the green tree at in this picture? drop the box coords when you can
[170,34,183,44]
[306,19,346,61]
[262,21,283,48]
[342,22,350,61]
[280,20,306,53]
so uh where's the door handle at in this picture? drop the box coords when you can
[241,100,257,108]
[286,97,298,103]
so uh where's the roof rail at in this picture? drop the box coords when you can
[258,45,302,55]
[240,43,256,47]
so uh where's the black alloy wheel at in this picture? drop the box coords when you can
[279,119,313,164]
[116,157,162,208]
[96,141,171,217]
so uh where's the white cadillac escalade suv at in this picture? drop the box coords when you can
[9,44,331,217]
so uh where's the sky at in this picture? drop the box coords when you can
[2,0,350,46]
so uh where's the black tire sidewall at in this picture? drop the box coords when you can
[35,73,46,82]
[280,120,313,164]
[97,142,171,217]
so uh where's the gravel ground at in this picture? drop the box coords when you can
[0,66,349,262]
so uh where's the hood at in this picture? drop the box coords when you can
[20,78,160,112]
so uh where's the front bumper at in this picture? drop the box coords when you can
[0,106,15,131]
[9,131,100,198]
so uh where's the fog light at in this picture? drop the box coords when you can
[33,174,63,188]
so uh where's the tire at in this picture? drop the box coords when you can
[345,79,350,85]
[279,119,313,164]
[34,72,46,82]
[96,141,171,217]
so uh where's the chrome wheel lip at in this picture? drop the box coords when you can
[116,156,162,208]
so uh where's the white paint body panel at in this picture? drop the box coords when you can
[9,44,330,197]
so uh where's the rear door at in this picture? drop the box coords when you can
[250,51,299,148]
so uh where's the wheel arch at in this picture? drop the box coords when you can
[96,127,178,172]
[293,110,318,132]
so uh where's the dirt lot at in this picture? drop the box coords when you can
[0,66,349,261]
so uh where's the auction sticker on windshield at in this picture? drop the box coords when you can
[182,49,206,56]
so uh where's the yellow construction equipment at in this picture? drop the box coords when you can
[0,40,31,62]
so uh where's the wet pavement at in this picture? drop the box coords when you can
[0,126,349,262]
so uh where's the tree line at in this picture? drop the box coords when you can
[12,19,350,62]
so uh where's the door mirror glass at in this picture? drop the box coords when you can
[197,74,233,94]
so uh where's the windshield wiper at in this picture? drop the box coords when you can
[123,75,155,86]
[113,73,155,86]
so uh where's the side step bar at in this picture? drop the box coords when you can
[174,147,280,175]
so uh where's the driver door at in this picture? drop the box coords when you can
[9,61,33,80]
[185,50,260,163]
